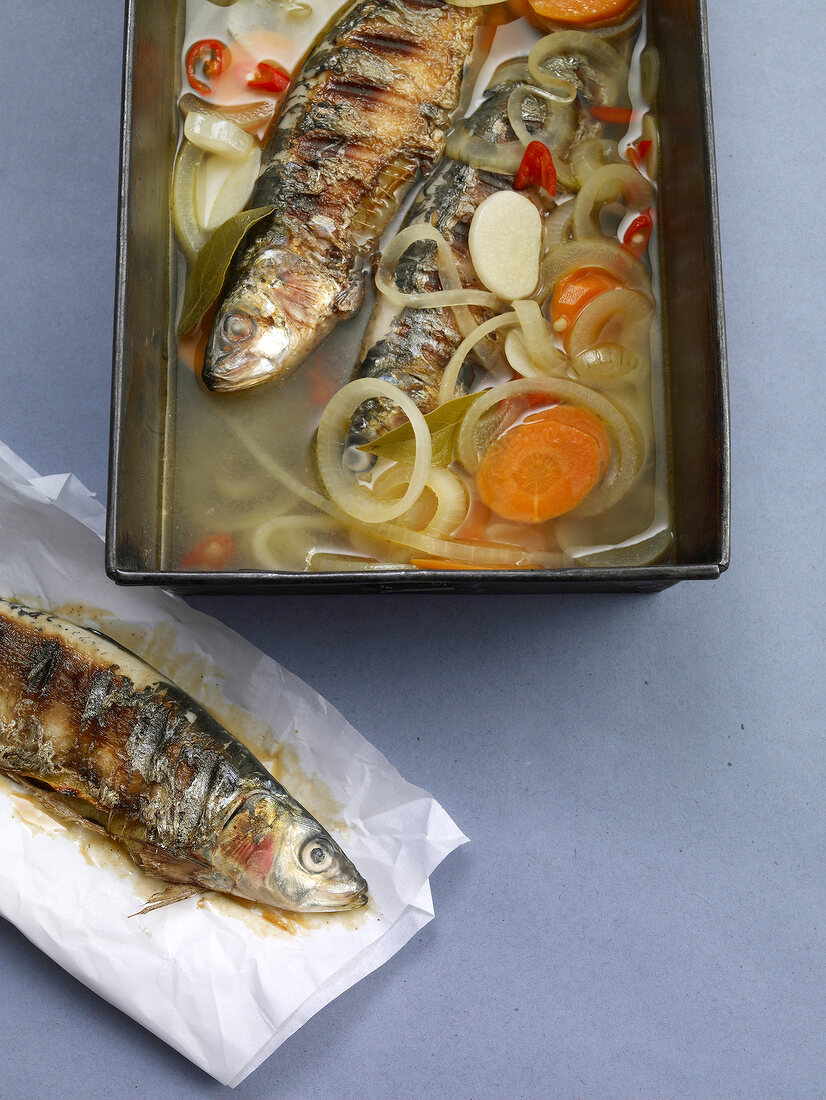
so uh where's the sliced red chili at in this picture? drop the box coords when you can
[179,533,236,570]
[590,105,635,125]
[186,39,230,97]
[626,138,653,171]
[513,141,557,197]
[245,60,291,94]
[622,207,655,258]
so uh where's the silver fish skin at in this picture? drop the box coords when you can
[203,0,480,393]
[346,75,526,451]
[0,599,367,913]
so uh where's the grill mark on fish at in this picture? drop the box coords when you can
[349,23,424,58]
[25,640,62,697]
[0,600,367,911]
[203,0,480,393]
[348,79,527,446]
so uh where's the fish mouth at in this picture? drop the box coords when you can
[312,886,369,912]
[202,347,283,392]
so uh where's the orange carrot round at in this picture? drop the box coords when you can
[518,0,639,29]
[475,407,609,523]
[179,533,236,570]
[550,268,623,352]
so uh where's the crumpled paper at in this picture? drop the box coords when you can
[0,440,467,1087]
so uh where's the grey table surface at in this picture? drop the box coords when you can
[1,1,824,1098]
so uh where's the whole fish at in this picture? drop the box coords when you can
[203,0,480,393]
[346,69,530,451]
[0,599,367,913]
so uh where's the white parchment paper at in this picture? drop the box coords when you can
[0,441,467,1086]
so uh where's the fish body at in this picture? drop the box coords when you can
[346,75,526,448]
[203,0,480,393]
[0,599,367,912]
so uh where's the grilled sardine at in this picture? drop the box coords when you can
[203,0,481,393]
[0,599,367,913]
[347,72,529,449]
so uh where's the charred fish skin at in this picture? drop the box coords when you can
[347,78,526,449]
[203,0,480,394]
[0,600,367,912]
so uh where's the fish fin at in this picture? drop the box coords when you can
[130,884,203,917]
[274,271,336,326]
[123,838,233,894]
[11,775,109,836]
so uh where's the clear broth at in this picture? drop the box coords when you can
[165,0,671,574]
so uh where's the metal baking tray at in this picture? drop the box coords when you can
[106,0,729,594]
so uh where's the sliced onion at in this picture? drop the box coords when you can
[572,162,655,239]
[542,239,653,300]
[422,467,469,535]
[507,87,575,153]
[308,553,401,572]
[184,112,254,162]
[438,311,520,405]
[512,299,566,374]
[639,112,659,179]
[542,199,576,250]
[455,377,642,516]
[571,344,647,387]
[178,93,275,134]
[171,140,206,261]
[205,145,262,231]
[556,519,671,568]
[249,514,341,569]
[641,46,661,105]
[529,31,629,107]
[374,464,468,536]
[375,224,501,332]
[316,379,432,524]
[504,330,542,378]
[570,138,623,187]
[567,286,653,361]
[444,126,525,174]
[367,524,526,565]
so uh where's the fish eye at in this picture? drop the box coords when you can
[300,836,336,874]
[220,311,254,347]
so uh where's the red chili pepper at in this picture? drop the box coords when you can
[513,141,557,197]
[622,207,655,258]
[626,138,653,172]
[186,39,230,96]
[590,105,635,125]
[179,533,236,570]
[245,59,291,94]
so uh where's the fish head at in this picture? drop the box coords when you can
[214,790,368,912]
[203,246,352,392]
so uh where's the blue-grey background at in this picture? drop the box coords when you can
[1,1,824,1097]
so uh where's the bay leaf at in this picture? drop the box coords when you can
[176,205,275,338]
[359,393,483,467]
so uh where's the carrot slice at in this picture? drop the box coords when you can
[520,0,639,29]
[524,405,611,471]
[475,410,609,523]
[179,533,236,570]
[550,268,623,352]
